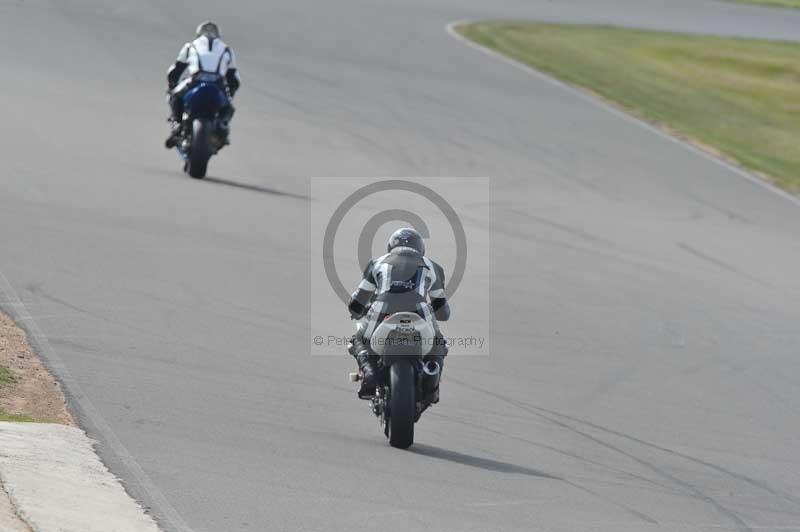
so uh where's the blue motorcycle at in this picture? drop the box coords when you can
[174,74,231,178]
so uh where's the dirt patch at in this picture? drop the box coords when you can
[0,312,74,425]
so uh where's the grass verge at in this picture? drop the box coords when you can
[0,313,73,424]
[728,0,800,8]
[0,365,32,422]
[457,22,800,194]
[0,412,34,422]
[0,366,13,387]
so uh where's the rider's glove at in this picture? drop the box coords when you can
[348,299,369,320]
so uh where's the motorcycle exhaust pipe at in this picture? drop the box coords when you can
[422,360,440,377]
[422,360,441,397]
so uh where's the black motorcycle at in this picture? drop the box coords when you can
[350,313,441,448]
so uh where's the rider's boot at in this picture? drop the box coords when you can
[349,335,376,398]
[165,118,181,149]
[217,104,234,147]
[356,354,376,398]
[217,120,231,146]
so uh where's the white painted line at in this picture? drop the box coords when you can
[445,20,800,209]
[0,271,192,532]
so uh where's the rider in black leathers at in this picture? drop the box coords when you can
[347,228,449,399]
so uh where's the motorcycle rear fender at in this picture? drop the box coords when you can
[184,82,227,119]
[371,312,434,362]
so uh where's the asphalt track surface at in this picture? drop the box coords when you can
[2,1,800,531]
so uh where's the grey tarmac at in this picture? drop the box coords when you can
[0,1,799,532]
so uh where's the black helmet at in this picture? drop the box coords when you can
[196,21,220,39]
[387,228,425,255]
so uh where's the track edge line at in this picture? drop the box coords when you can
[444,19,800,209]
[0,272,193,532]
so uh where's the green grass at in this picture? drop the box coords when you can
[729,0,800,8]
[458,22,800,193]
[0,365,33,422]
[0,412,34,422]
[0,365,14,387]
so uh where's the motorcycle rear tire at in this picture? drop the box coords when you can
[187,119,212,179]
[388,360,415,449]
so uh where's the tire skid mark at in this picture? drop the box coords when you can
[530,401,800,509]
[677,242,774,290]
[449,378,761,532]
[461,376,800,521]
[431,411,678,495]
[428,413,661,524]
[560,478,659,525]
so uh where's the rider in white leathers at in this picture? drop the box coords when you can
[165,21,240,148]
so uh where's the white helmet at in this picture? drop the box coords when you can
[196,21,220,39]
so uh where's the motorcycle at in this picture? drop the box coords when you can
[349,312,442,449]
[173,73,230,179]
